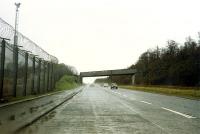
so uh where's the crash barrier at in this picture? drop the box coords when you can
[0,87,83,134]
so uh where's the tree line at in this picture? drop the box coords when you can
[95,35,200,87]
[54,63,78,82]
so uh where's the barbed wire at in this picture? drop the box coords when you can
[0,18,58,63]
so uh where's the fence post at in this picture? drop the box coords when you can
[13,45,18,97]
[37,59,41,94]
[31,56,35,94]
[43,61,46,93]
[0,39,6,99]
[79,75,83,84]
[47,62,50,91]
[49,62,52,90]
[23,52,28,96]
[51,63,55,89]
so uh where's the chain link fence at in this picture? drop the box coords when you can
[0,18,58,63]
[0,39,58,99]
[0,18,77,100]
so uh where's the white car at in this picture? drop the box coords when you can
[111,83,118,89]
[103,83,109,87]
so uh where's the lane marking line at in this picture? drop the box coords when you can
[161,107,196,119]
[114,92,119,95]
[104,87,170,133]
[111,90,135,100]
[130,98,136,101]
[118,99,138,113]
[117,99,169,133]
[115,92,121,95]
[123,94,128,97]
[140,101,152,105]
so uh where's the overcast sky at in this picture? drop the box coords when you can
[1,0,200,83]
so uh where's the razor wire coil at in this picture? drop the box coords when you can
[0,18,58,63]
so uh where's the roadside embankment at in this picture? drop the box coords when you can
[55,75,80,91]
[5,75,80,103]
[120,85,200,99]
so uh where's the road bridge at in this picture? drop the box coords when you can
[80,69,137,84]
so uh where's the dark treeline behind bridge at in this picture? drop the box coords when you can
[95,35,200,87]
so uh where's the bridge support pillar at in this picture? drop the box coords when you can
[132,75,135,85]
[79,76,83,84]
[110,75,112,84]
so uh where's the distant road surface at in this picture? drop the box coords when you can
[18,85,200,134]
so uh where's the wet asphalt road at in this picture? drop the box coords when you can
[18,85,200,134]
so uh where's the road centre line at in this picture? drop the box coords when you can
[117,98,169,133]
[123,94,128,97]
[111,91,153,105]
[130,98,136,101]
[106,88,171,133]
[113,91,121,95]
[108,88,196,120]
[110,90,135,100]
[161,107,196,119]
[111,90,115,93]
[140,101,152,105]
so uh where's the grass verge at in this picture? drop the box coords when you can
[3,75,80,103]
[55,75,80,91]
[119,85,200,100]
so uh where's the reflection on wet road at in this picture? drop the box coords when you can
[18,85,200,134]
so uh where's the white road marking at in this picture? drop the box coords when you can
[130,98,136,101]
[118,99,138,113]
[123,94,128,97]
[117,99,169,133]
[110,90,136,101]
[140,101,152,105]
[111,91,121,96]
[161,107,196,119]
[116,92,121,95]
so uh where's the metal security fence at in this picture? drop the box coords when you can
[0,18,58,63]
[0,18,78,100]
[0,39,58,99]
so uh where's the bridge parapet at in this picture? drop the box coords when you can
[80,69,137,77]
